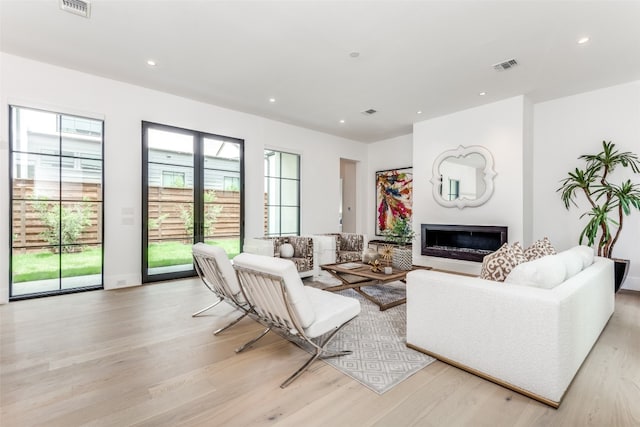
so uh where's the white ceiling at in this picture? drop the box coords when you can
[1,1,639,142]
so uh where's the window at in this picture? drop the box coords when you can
[223,176,240,191]
[142,122,244,283]
[162,170,186,188]
[9,106,104,299]
[264,150,300,236]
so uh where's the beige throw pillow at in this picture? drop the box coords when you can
[524,237,556,261]
[481,243,525,282]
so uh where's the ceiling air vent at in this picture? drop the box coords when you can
[493,58,518,72]
[361,109,378,116]
[60,0,91,18]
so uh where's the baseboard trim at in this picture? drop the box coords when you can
[406,343,560,408]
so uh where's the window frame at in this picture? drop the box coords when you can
[142,121,245,283]
[8,104,105,300]
[264,149,301,237]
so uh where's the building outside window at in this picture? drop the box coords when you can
[223,176,240,191]
[162,170,186,188]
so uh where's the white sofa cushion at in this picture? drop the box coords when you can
[556,248,584,279]
[505,254,567,289]
[569,245,595,269]
[302,286,361,338]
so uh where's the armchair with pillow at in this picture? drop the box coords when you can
[243,236,315,277]
[323,232,364,263]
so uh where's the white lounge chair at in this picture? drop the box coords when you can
[233,252,361,388]
[192,243,250,335]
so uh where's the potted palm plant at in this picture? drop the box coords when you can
[382,217,416,270]
[558,140,640,292]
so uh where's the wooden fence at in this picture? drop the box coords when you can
[12,179,246,250]
[147,186,241,241]
[12,180,102,251]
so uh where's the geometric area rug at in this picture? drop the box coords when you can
[304,276,436,394]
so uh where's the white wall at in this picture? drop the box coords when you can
[533,81,640,291]
[413,96,528,274]
[0,53,367,303]
[366,134,413,240]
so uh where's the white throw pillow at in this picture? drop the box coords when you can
[556,249,584,279]
[279,243,294,258]
[505,254,567,289]
[569,245,594,269]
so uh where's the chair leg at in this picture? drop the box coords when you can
[279,318,356,388]
[236,327,271,353]
[213,312,248,335]
[280,349,322,388]
[191,298,222,317]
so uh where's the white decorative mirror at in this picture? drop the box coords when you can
[430,145,496,209]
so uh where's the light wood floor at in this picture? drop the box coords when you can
[1,279,639,427]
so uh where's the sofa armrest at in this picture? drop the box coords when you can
[243,238,276,257]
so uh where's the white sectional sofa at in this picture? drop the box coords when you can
[406,251,614,407]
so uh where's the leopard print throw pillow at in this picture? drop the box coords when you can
[481,243,525,282]
[524,237,556,261]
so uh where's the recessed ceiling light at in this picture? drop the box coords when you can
[146,59,157,66]
[577,36,590,45]
[339,119,345,124]
[269,98,276,103]
[417,110,423,114]
[479,91,487,96]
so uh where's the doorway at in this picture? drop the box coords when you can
[340,159,357,233]
[142,122,244,283]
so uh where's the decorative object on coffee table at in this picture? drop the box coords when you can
[383,217,416,271]
[369,259,382,273]
[558,140,640,291]
[380,244,394,266]
[392,247,413,271]
[362,247,379,264]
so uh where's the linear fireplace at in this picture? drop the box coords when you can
[421,224,508,262]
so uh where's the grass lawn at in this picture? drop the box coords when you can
[147,239,240,267]
[12,247,103,283]
[12,238,240,283]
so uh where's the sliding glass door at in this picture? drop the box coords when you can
[142,122,243,282]
[9,106,104,299]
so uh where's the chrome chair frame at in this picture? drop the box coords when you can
[234,265,355,388]
[192,247,250,335]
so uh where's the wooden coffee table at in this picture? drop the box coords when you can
[320,262,431,311]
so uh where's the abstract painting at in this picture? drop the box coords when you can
[375,167,413,236]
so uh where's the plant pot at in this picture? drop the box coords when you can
[392,247,412,271]
[613,258,630,293]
